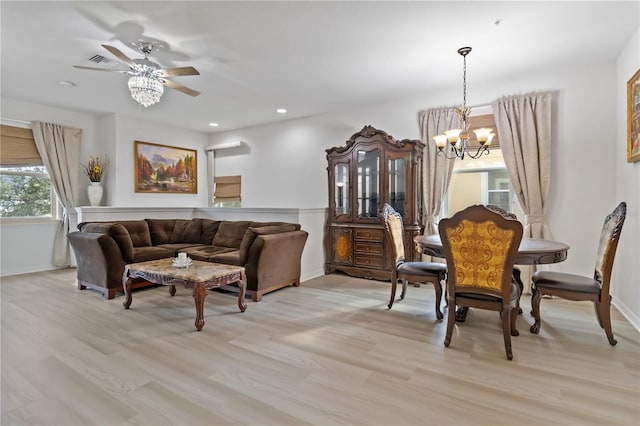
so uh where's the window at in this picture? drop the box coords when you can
[443,114,522,218]
[0,124,58,219]
[0,166,54,217]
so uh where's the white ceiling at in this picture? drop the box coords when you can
[1,1,638,133]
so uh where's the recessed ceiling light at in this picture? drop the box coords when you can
[276,108,287,114]
[209,122,219,127]
[58,80,77,87]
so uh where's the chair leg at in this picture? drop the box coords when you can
[510,306,519,336]
[502,307,513,360]
[597,296,617,346]
[593,300,604,328]
[388,273,398,309]
[433,279,443,320]
[530,285,542,334]
[400,279,408,300]
[442,273,449,307]
[444,299,456,347]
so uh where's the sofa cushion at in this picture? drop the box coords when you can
[238,224,300,263]
[200,219,221,244]
[78,222,135,262]
[209,250,242,266]
[132,246,174,262]
[156,243,204,254]
[146,219,176,245]
[212,221,252,248]
[183,245,236,262]
[170,219,203,243]
[118,220,152,247]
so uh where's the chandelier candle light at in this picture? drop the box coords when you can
[433,47,495,159]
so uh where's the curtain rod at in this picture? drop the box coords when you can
[1,117,32,126]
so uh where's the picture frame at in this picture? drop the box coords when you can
[627,68,640,163]
[134,140,197,193]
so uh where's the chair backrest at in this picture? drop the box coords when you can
[383,203,405,264]
[485,204,518,220]
[439,205,523,299]
[594,202,626,293]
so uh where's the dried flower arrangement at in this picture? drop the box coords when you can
[82,155,108,182]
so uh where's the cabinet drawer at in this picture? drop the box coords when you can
[354,228,384,242]
[355,242,383,255]
[355,255,384,268]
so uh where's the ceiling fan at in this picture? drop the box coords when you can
[73,41,200,107]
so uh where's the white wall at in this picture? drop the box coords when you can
[0,98,211,276]
[615,27,640,329]
[210,59,639,325]
[2,39,638,328]
[0,97,100,275]
[110,114,209,207]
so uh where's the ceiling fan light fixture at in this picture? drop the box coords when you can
[128,74,164,107]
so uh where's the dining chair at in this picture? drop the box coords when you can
[530,201,627,345]
[439,204,524,360]
[382,204,447,319]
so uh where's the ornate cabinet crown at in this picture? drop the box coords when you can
[325,125,424,280]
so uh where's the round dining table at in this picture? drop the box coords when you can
[414,234,570,266]
[414,234,570,323]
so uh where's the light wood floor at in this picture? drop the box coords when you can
[1,269,639,426]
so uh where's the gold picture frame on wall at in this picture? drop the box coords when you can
[134,140,197,193]
[627,68,640,163]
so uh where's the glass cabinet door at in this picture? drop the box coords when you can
[334,163,350,216]
[389,158,407,217]
[357,149,380,218]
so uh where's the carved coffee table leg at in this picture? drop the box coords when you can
[192,283,207,331]
[122,271,133,309]
[169,285,176,296]
[237,272,247,312]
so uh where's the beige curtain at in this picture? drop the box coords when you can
[491,93,552,293]
[491,93,552,239]
[32,121,82,266]
[418,107,458,235]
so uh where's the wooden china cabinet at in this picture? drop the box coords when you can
[325,125,424,281]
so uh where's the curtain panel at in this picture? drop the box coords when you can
[491,92,553,240]
[32,121,82,266]
[418,107,458,235]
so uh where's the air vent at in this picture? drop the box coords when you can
[88,54,120,67]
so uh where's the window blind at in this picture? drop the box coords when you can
[0,124,42,166]
[467,114,500,149]
[214,175,241,203]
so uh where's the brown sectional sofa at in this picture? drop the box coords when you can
[67,218,308,302]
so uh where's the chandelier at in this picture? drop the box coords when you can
[127,67,164,107]
[432,47,494,159]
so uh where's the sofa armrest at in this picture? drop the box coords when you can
[244,230,308,293]
[68,231,127,291]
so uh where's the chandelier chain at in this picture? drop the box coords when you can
[431,46,494,160]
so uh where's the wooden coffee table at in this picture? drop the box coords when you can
[122,258,247,331]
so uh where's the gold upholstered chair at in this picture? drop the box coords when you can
[383,204,447,319]
[439,204,523,360]
[530,201,627,345]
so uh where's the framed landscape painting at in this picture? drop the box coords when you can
[628,68,640,163]
[134,141,197,193]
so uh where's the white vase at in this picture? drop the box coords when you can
[87,182,103,206]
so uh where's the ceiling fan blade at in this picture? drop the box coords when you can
[162,79,200,97]
[157,66,200,77]
[101,44,135,67]
[73,65,129,73]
